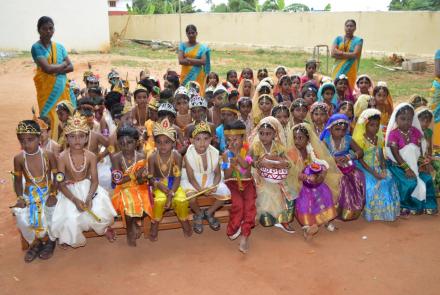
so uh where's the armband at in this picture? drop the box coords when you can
[111,170,123,183]
[55,172,65,183]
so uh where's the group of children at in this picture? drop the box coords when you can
[12,61,440,262]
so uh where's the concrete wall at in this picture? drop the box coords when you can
[109,12,440,57]
[0,0,110,51]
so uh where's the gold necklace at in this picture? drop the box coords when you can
[158,152,172,178]
[364,134,377,146]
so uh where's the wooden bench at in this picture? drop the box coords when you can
[20,196,231,250]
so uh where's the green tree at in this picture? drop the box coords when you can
[128,0,197,14]
[261,0,285,12]
[324,3,331,11]
[283,3,310,12]
[389,0,440,10]
[212,0,257,12]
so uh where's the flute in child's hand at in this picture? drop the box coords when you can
[83,207,102,222]
[185,185,218,201]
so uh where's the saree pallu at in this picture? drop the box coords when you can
[336,164,366,221]
[387,160,438,215]
[332,36,363,92]
[32,41,76,140]
[179,42,210,95]
[112,160,153,226]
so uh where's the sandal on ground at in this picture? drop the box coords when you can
[204,210,221,231]
[192,212,204,234]
[24,242,42,263]
[104,227,117,242]
[39,240,56,260]
[274,222,295,234]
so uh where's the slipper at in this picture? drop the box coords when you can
[39,240,56,260]
[24,242,42,263]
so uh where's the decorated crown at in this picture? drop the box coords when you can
[86,75,99,83]
[64,111,90,135]
[158,102,177,116]
[83,70,93,78]
[310,102,329,113]
[134,84,148,96]
[16,120,40,135]
[189,95,208,109]
[174,86,189,97]
[192,121,211,138]
[112,80,124,94]
[153,118,176,141]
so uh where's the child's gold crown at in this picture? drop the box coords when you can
[64,111,89,135]
[153,118,176,142]
[192,121,211,138]
[16,121,40,135]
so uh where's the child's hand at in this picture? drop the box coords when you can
[46,195,57,207]
[73,199,86,212]
[10,199,26,209]
[405,168,416,179]
[165,196,172,209]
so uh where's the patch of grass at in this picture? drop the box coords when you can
[108,41,434,100]
[112,59,144,67]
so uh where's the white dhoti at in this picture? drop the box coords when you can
[97,155,113,192]
[50,179,116,248]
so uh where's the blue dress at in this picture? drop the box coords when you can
[355,137,400,221]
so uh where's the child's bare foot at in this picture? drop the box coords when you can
[127,228,137,247]
[149,222,159,242]
[104,227,117,242]
[181,220,193,238]
[302,224,319,240]
[239,236,249,254]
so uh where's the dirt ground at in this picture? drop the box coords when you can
[0,55,439,295]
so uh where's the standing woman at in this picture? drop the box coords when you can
[331,19,363,95]
[31,16,75,140]
[178,24,211,95]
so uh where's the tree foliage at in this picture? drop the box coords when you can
[128,0,198,14]
[211,0,310,12]
[389,0,440,10]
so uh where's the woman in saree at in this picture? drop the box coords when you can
[331,19,363,94]
[178,24,211,95]
[31,16,75,140]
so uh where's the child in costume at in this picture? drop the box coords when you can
[148,118,192,240]
[238,79,255,99]
[55,100,74,145]
[386,103,438,215]
[252,94,277,126]
[184,95,216,143]
[374,82,393,129]
[276,75,294,107]
[222,120,255,253]
[416,106,440,196]
[174,86,192,131]
[353,109,400,221]
[272,105,291,146]
[51,112,117,247]
[157,102,185,154]
[300,60,318,88]
[287,123,341,238]
[317,82,337,115]
[290,98,309,126]
[210,85,228,127]
[237,96,253,135]
[181,121,231,234]
[12,120,58,262]
[216,103,239,153]
[320,113,366,221]
[250,116,295,233]
[301,83,318,106]
[111,125,153,246]
[353,74,374,99]
[310,102,330,136]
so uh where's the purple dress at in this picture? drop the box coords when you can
[295,165,337,226]
[323,134,366,221]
